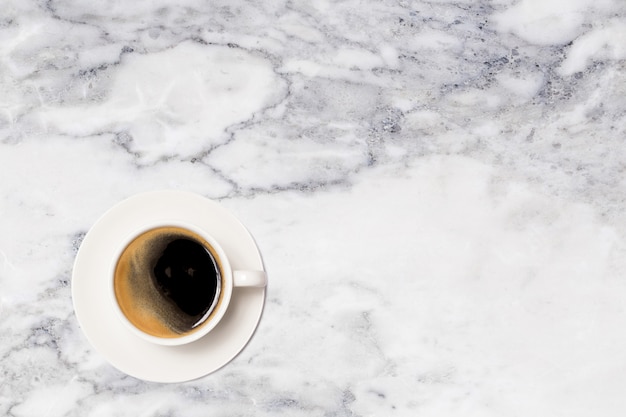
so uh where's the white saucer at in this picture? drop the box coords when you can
[71,190,266,383]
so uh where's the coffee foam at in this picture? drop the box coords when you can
[114,226,222,338]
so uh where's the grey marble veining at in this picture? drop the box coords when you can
[1,0,626,415]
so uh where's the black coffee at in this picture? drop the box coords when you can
[114,227,222,338]
[153,238,219,317]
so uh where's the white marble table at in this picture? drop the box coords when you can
[1,0,626,415]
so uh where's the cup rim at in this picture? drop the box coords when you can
[109,220,234,346]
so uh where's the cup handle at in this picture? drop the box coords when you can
[233,270,267,287]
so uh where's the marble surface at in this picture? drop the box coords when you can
[1,0,626,414]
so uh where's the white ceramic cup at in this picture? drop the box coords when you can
[109,221,266,346]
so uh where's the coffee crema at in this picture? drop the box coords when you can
[113,226,222,338]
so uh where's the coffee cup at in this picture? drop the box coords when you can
[109,220,266,346]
